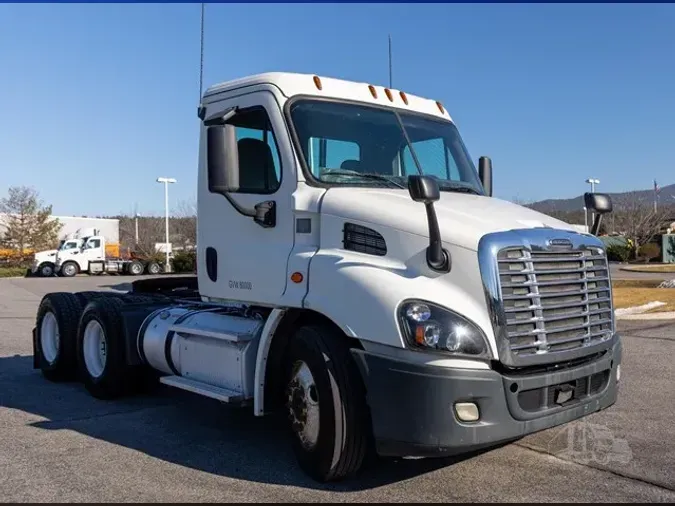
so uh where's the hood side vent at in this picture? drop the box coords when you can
[343,222,387,256]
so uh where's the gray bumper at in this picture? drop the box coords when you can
[351,335,622,458]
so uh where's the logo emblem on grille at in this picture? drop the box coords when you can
[547,238,573,249]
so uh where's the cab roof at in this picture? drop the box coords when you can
[203,72,452,121]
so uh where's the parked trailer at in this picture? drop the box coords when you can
[32,72,622,483]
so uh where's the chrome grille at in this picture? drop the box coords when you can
[497,246,613,358]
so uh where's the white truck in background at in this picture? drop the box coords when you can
[54,233,163,277]
[31,72,621,483]
[31,227,101,277]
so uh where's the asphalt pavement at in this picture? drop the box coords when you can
[1,276,674,502]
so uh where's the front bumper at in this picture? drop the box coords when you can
[351,335,622,458]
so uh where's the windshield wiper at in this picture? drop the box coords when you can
[322,169,406,189]
[438,183,482,195]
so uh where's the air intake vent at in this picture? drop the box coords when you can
[343,223,387,256]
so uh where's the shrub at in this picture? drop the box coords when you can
[0,267,27,278]
[638,242,661,262]
[606,244,631,262]
[171,250,196,273]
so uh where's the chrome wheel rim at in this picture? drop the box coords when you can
[40,312,59,364]
[286,361,320,450]
[83,320,107,378]
[64,264,76,276]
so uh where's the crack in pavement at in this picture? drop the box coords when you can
[516,441,675,494]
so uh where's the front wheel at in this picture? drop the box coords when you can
[282,324,371,482]
[38,262,55,277]
[60,261,79,277]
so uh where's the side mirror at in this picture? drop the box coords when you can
[407,175,450,273]
[584,192,613,215]
[584,192,613,236]
[478,156,492,197]
[408,174,440,204]
[207,124,240,193]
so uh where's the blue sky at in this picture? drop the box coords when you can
[1,3,674,216]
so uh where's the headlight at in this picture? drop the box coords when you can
[398,300,491,359]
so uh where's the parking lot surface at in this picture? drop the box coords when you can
[1,276,674,502]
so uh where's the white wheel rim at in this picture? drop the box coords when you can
[64,264,76,276]
[40,312,60,364]
[83,320,107,378]
[132,264,142,274]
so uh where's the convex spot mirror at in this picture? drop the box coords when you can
[584,192,613,215]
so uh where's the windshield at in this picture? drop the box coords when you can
[60,241,78,251]
[288,99,484,194]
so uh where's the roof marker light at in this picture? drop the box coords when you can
[384,88,393,102]
[368,85,378,99]
[436,101,445,113]
[399,91,409,105]
[313,75,323,90]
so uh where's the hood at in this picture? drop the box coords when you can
[320,188,581,251]
[35,249,58,261]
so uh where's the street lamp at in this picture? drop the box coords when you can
[156,177,177,273]
[585,178,600,233]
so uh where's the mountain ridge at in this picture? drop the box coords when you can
[526,183,675,213]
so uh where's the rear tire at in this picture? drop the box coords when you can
[128,260,144,276]
[146,262,161,275]
[76,298,143,400]
[282,324,371,482]
[35,293,84,381]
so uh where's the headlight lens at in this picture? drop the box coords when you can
[398,300,491,358]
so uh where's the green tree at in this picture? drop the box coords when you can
[0,186,62,257]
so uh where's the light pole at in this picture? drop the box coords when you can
[134,211,140,246]
[585,178,600,232]
[156,177,177,273]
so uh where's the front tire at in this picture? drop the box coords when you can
[282,324,371,482]
[38,262,55,277]
[60,261,79,277]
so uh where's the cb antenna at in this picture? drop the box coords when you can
[388,34,393,88]
[199,2,205,102]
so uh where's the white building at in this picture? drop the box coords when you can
[0,215,120,245]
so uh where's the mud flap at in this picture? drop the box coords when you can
[32,326,39,369]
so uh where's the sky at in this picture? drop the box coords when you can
[1,3,675,217]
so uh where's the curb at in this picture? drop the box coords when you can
[616,311,675,320]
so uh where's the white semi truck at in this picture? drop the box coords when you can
[30,227,101,277]
[54,233,162,277]
[31,72,621,483]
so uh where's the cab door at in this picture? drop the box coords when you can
[197,89,296,305]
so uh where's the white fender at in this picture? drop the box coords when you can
[253,308,287,416]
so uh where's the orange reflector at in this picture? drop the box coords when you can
[313,75,322,90]
[384,88,393,102]
[399,91,408,105]
[415,325,425,345]
[368,85,378,98]
[436,101,445,113]
[291,272,304,283]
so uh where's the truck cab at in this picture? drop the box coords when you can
[55,235,106,277]
[32,72,620,483]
